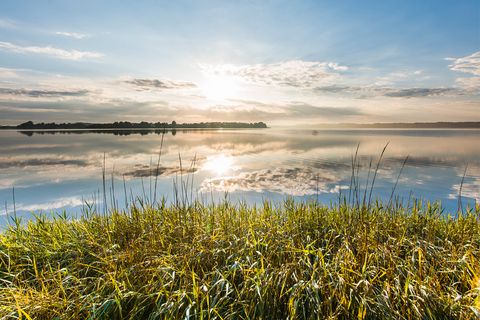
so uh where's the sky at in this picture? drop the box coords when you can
[0,0,479,126]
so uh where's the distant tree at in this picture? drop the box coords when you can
[17,121,34,129]
[10,120,270,130]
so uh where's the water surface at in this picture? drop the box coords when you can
[1,128,479,223]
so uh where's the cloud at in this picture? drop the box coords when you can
[203,100,364,121]
[447,51,480,76]
[124,164,198,178]
[200,167,340,196]
[55,31,90,39]
[314,85,355,94]
[314,85,458,98]
[0,158,88,169]
[446,51,480,92]
[383,88,455,98]
[0,96,364,125]
[0,98,170,123]
[455,77,480,91]
[285,103,364,117]
[201,60,348,88]
[314,85,388,97]
[18,196,83,211]
[385,156,458,168]
[124,78,197,90]
[373,69,432,87]
[451,180,480,202]
[449,165,480,202]
[0,87,90,97]
[0,41,103,60]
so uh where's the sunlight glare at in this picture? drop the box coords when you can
[203,154,234,176]
[200,75,240,101]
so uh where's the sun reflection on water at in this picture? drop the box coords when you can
[203,154,234,176]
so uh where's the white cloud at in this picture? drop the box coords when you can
[55,31,90,39]
[374,70,431,86]
[455,76,480,91]
[447,51,480,76]
[449,165,480,202]
[0,41,103,60]
[447,51,480,92]
[18,196,83,211]
[200,60,348,88]
[200,167,339,196]
[449,178,480,202]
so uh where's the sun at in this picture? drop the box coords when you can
[199,75,240,101]
[203,154,234,176]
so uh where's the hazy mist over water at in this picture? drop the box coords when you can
[0,128,479,223]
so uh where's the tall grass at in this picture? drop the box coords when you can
[0,198,479,319]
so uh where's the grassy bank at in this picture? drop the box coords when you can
[0,200,479,319]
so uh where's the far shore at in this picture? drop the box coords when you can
[310,121,480,129]
[2,121,480,130]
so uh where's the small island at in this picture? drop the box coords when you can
[0,120,268,130]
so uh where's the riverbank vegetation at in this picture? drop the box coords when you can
[0,199,479,319]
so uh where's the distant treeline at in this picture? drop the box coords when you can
[0,120,268,130]
[317,122,480,129]
[20,129,182,137]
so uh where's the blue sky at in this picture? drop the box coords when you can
[0,0,479,125]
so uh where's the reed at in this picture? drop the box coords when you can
[0,198,479,319]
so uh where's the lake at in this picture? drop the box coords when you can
[0,128,479,223]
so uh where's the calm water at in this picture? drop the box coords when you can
[0,128,479,223]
